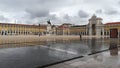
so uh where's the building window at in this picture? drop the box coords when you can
[104,32,106,35]
[107,32,109,35]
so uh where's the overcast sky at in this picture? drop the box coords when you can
[0,0,120,25]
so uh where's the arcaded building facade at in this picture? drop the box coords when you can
[56,14,120,37]
[0,15,120,37]
[0,23,46,35]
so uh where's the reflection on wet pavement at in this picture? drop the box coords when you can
[47,39,120,68]
[0,38,119,68]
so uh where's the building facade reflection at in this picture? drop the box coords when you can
[87,38,102,53]
[109,40,118,56]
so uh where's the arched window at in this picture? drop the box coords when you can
[104,32,106,35]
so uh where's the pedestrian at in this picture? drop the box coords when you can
[79,34,82,39]
[39,33,40,36]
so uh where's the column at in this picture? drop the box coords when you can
[89,28,92,36]
[86,28,87,35]
[102,28,104,37]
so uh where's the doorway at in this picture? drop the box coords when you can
[92,24,96,35]
[110,28,118,38]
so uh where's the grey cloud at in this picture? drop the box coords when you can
[26,8,49,18]
[84,0,105,5]
[0,0,71,12]
[0,0,72,22]
[37,0,66,4]
[78,10,89,18]
[0,0,79,24]
[104,9,118,15]
[25,14,58,24]
[96,9,103,14]
[47,14,57,20]
[0,0,119,25]
[63,14,70,20]
[118,1,120,4]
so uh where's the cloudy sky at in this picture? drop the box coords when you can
[0,0,120,25]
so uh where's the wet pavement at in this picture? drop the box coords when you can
[47,47,120,68]
[0,38,119,68]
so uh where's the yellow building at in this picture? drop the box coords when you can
[1,15,120,37]
[56,23,71,35]
[0,23,47,35]
[104,22,120,36]
[69,25,87,35]
[55,15,120,38]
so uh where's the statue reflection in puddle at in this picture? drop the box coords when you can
[109,41,118,56]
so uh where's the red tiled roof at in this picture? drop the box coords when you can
[105,22,120,25]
